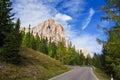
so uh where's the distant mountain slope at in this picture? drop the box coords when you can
[80,48,94,58]
[0,47,70,80]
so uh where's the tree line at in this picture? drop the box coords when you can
[21,27,94,65]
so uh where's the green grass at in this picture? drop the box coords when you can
[93,67,110,80]
[0,47,70,80]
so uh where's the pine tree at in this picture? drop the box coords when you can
[1,30,21,64]
[14,18,22,48]
[79,51,85,65]
[0,0,22,64]
[0,18,22,64]
[30,32,36,50]
[22,26,31,48]
[35,33,41,51]
[0,0,14,47]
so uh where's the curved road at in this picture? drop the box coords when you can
[49,67,99,80]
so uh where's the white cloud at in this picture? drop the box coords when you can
[82,8,95,30]
[55,13,72,21]
[71,34,102,53]
[13,0,57,27]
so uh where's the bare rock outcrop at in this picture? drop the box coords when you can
[21,18,67,44]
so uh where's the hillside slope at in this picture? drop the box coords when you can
[0,47,70,80]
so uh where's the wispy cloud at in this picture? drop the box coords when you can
[60,0,86,16]
[82,8,95,30]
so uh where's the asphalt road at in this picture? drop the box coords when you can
[49,67,99,80]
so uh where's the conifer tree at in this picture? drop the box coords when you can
[0,0,14,47]
[1,28,21,64]
[14,18,22,48]
[0,0,22,64]
[22,26,31,48]
[30,32,36,50]
[35,33,41,51]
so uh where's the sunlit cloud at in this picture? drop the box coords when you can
[55,13,72,21]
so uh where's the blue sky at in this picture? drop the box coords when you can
[11,0,109,53]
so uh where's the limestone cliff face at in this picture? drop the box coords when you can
[21,18,67,43]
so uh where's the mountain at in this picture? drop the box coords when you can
[20,18,93,57]
[21,18,67,44]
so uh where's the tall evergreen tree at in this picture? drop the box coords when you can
[29,31,36,50]
[0,0,14,47]
[14,18,22,47]
[1,29,21,64]
[35,33,41,51]
[22,26,31,48]
[0,0,22,64]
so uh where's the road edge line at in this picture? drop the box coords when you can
[49,69,74,80]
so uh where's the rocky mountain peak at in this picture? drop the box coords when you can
[21,18,67,44]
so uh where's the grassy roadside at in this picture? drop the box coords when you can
[0,47,70,80]
[93,67,110,80]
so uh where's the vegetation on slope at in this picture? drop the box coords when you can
[94,68,110,80]
[0,47,70,80]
